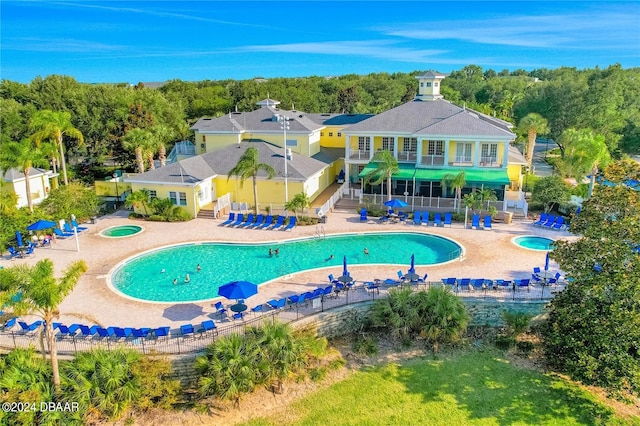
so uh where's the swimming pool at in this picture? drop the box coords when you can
[100,225,143,238]
[109,232,463,303]
[512,236,555,251]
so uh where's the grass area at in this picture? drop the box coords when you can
[241,350,639,426]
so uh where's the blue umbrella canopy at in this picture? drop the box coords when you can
[409,254,415,273]
[15,231,23,247]
[383,199,408,208]
[338,256,353,283]
[217,281,258,300]
[27,219,57,231]
[544,252,550,271]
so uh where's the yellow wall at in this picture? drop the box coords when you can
[320,126,347,148]
[195,133,242,154]
[507,164,523,188]
[214,177,306,209]
[129,182,197,217]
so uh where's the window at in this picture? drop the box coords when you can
[169,191,187,206]
[426,82,432,87]
[358,136,370,151]
[320,132,324,136]
[329,132,333,137]
[148,190,157,200]
[201,135,205,141]
[427,140,444,155]
[434,82,439,87]
[402,137,417,152]
[382,137,394,152]
[481,143,498,164]
[456,143,472,162]
[420,82,424,87]
[337,132,342,137]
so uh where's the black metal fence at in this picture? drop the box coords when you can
[0,280,559,356]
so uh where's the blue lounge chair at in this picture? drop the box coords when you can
[516,278,531,291]
[383,278,400,286]
[56,324,73,338]
[233,312,244,321]
[533,266,541,276]
[251,304,264,314]
[413,211,421,225]
[53,228,74,238]
[180,324,195,338]
[131,328,151,339]
[441,278,456,287]
[422,212,430,226]
[541,215,556,229]
[360,209,368,222]
[71,220,88,231]
[18,320,43,333]
[458,278,471,292]
[221,212,235,226]
[64,223,83,234]
[231,213,245,227]
[471,214,481,229]
[433,213,443,227]
[1,317,17,331]
[418,273,428,283]
[270,216,285,230]
[258,215,273,229]
[471,279,486,291]
[533,213,548,227]
[552,216,565,230]
[251,214,265,228]
[23,245,35,257]
[152,326,170,340]
[397,270,406,281]
[398,211,407,222]
[328,274,341,285]
[379,215,389,224]
[444,213,452,227]
[284,216,297,231]
[483,215,492,230]
[241,213,255,228]
[200,320,217,336]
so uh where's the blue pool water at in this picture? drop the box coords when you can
[513,236,555,251]
[110,232,462,303]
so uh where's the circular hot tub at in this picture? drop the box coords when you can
[100,225,143,238]
[512,235,554,251]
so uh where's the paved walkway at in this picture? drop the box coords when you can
[1,209,575,329]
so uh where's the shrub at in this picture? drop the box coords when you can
[516,340,535,355]
[353,335,378,356]
[502,311,532,337]
[495,335,516,350]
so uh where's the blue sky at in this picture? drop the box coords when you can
[1,1,639,83]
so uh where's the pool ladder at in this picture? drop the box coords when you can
[315,225,326,239]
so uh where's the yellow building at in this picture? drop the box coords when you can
[1,167,55,209]
[344,71,522,208]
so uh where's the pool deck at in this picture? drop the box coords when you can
[1,210,576,329]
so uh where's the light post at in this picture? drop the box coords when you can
[278,115,290,203]
[113,172,119,210]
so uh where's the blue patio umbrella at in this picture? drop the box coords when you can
[15,231,23,247]
[383,199,408,209]
[27,219,57,231]
[408,253,415,274]
[217,281,258,301]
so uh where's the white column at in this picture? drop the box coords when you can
[444,139,450,167]
[417,139,423,165]
[474,141,481,167]
[503,141,509,167]
[393,137,398,159]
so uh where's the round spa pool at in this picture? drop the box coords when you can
[512,235,555,251]
[100,225,143,238]
[108,232,463,303]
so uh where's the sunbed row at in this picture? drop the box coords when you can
[440,277,532,291]
[532,213,567,230]
[411,211,453,227]
[220,213,296,231]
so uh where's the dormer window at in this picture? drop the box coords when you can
[426,82,432,87]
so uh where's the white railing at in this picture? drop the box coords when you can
[349,150,371,160]
[397,151,417,162]
[316,181,348,218]
[213,193,231,218]
[420,155,445,166]
[479,157,500,167]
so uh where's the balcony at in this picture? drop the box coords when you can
[450,156,473,167]
[397,151,417,162]
[349,150,371,161]
[420,155,445,166]
[479,156,502,168]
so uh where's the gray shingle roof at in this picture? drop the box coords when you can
[191,106,324,134]
[344,99,515,138]
[2,167,50,181]
[305,113,373,126]
[126,141,332,184]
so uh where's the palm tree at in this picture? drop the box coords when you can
[441,171,466,213]
[559,128,611,198]
[284,192,311,219]
[248,319,307,394]
[363,150,399,201]
[0,138,48,212]
[30,110,84,186]
[0,259,88,393]
[518,113,549,168]
[125,189,151,216]
[151,124,175,167]
[227,147,275,214]
[122,128,153,174]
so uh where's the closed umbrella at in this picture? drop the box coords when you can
[15,231,23,247]
[405,253,420,282]
[27,220,57,231]
[544,252,550,271]
[338,256,353,283]
[218,281,258,301]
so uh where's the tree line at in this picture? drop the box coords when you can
[1,64,638,176]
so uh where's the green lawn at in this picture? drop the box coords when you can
[242,350,638,426]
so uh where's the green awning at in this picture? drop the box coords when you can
[358,163,416,180]
[413,168,510,185]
